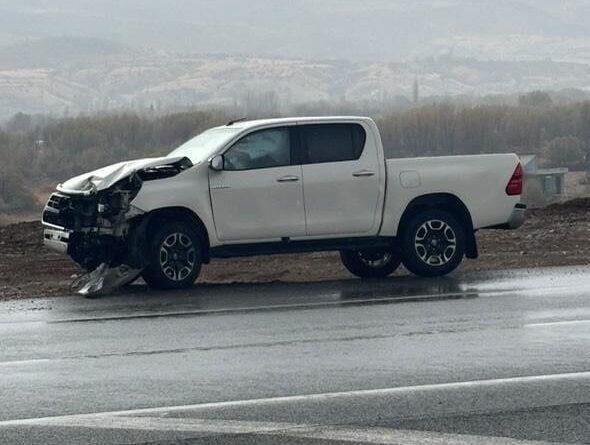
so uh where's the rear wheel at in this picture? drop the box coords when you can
[401,209,466,277]
[142,222,202,289]
[340,247,401,278]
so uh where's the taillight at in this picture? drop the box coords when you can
[506,163,523,196]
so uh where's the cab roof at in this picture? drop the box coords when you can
[221,116,373,131]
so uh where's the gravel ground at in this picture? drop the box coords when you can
[0,199,588,300]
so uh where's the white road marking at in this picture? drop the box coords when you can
[526,319,590,328]
[0,358,51,368]
[4,415,562,445]
[286,424,558,445]
[36,416,301,434]
[1,370,589,427]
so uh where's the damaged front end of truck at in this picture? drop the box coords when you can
[42,156,193,296]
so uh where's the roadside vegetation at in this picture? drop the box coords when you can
[1,92,590,213]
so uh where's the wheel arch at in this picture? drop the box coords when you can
[129,206,211,267]
[397,193,478,259]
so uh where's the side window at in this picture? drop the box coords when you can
[300,124,366,164]
[224,128,291,171]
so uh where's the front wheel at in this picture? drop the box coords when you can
[142,222,202,289]
[400,209,466,277]
[340,247,402,279]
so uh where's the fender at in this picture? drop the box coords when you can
[128,207,211,267]
[398,193,478,259]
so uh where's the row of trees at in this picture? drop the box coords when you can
[377,102,590,164]
[2,101,590,212]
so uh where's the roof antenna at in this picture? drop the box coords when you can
[226,117,248,126]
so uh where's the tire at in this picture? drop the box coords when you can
[340,247,402,279]
[141,221,203,289]
[400,209,466,277]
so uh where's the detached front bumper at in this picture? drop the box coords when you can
[43,227,71,254]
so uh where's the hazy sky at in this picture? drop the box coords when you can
[0,1,589,61]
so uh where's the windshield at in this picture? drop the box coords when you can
[168,127,242,163]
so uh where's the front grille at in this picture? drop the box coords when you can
[46,193,69,210]
[42,192,99,229]
[42,193,71,228]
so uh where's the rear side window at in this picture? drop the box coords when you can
[300,124,366,164]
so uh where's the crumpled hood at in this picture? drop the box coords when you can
[58,156,190,195]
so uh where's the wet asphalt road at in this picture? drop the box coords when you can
[0,265,589,444]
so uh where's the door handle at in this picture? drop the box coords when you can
[276,175,300,183]
[352,170,376,177]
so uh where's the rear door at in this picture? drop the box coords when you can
[299,122,383,237]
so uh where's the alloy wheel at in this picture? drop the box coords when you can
[159,232,197,281]
[414,219,457,266]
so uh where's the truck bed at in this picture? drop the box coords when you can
[380,154,521,236]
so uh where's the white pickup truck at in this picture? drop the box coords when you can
[42,116,525,290]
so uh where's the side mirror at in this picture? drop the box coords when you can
[209,155,224,171]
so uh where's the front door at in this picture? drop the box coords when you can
[209,126,306,243]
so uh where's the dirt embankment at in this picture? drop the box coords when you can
[1,199,589,300]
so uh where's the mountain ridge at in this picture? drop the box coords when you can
[1,37,590,120]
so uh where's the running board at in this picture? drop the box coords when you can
[210,237,398,259]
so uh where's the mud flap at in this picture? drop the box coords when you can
[71,263,142,297]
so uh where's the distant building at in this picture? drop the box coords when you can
[520,155,568,207]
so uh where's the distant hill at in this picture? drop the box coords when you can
[2,1,590,119]
[1,37,590,120]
